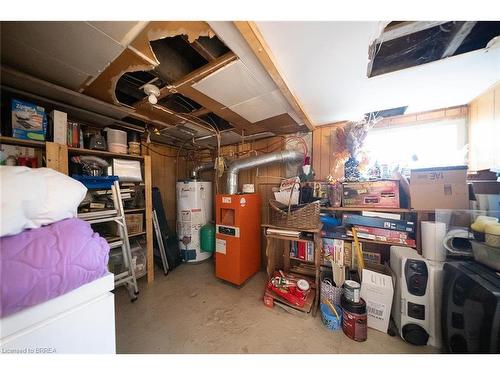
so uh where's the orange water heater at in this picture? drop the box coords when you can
[215,193,261,285]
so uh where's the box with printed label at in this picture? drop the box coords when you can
[343,180,400,208]
[360,265,394,333]
[11,99,47,141]
[410,166,468,210]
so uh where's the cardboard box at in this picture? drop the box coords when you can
[360,264,394,333]
[410,166,468,210]
[11,99,47,141]
[50,110,68,145]
[343,180,400,208]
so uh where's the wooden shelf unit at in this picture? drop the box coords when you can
[68,146,154,284]
[67,146,144,161]
[321,206,434,214]
[262,223,322,316]
[0,137,155,284]
[0,135,46,149]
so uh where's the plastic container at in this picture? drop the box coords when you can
[106,128,127,146]
[341,294,367,342]
[471,240,500,271]
[71,175,119,189]
[320,303,343,331]
[108,142,128,154]
[121,213,143,235]
[200,223,215,253]
[484,222,500,248]
[128,142,141,155]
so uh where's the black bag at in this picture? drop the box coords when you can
[152,187,182,269]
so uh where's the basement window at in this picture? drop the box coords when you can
[364,118,468,172]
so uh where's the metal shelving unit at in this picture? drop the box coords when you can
[78,180,139,301]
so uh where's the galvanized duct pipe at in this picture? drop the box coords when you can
[226,150,304,195]
[191,162,215,179]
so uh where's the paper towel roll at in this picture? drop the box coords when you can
[421,221,447,261]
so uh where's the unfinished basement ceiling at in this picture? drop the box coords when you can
[254,21,500,124]
[1,21,307,149]
[0,21,147,90]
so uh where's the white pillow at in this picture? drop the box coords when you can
[0,166,87,237]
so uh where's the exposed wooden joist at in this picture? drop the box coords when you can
[441,21,477,58]
[189,107,212,117]
[130,51,252,132]
[233,21,314,131]
[133,51,237,107]
[379,21,448,43]
[176,85,253,131]
[182,35,217,61]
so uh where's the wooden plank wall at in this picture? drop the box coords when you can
[468,82,500,171]
[196,136,287,267]
[312,121,346,180]
[142,142,188,232]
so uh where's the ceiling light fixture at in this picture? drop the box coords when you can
[143,83,161,105]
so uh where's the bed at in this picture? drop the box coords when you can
[0,218,116,353]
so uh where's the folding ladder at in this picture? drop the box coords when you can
[78,180,139,301]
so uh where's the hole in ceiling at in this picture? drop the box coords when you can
[365,106,408,119]
[369,21,500,77]
[114,34,231,108]
[157,93,202,113]
[200,113,233,131]
[115,70,166,106]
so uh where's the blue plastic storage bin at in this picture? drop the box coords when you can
[71,175,119,189]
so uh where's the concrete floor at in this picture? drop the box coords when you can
[115,260,438,354]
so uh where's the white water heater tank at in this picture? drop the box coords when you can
[176,180,213,262]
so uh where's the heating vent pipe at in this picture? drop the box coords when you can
[191,162,215,179]
[226,150,304,195]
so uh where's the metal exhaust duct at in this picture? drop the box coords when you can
[226,150,304,195]
[191,162,215,179]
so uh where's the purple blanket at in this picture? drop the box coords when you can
[1,218,110,318]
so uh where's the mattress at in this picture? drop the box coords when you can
[0,218,110,318]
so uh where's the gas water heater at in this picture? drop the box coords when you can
[176,180,212,262]
[215,193,262,285]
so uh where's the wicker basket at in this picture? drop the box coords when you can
[269,199,320,229]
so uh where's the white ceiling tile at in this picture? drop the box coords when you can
[87,21,148,46]
[1,21,124,77]
[229,90,287,123]
[208,22,277,93]
[1,34,89,90]
[192,60,268,107]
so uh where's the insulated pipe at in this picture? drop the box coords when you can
[226,150,304,195]
[191,162,215,179]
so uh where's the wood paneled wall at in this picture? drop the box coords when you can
[312,121,347,180]
[468,82,500,171]
[142,142,188,232]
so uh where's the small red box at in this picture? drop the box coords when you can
[342,180,400,208]
[263,292,274,308]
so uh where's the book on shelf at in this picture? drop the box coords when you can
[362,210,401,220]
[290,240,314,262]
